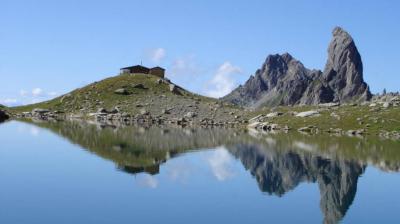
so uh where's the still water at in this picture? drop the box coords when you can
[1,120,400,224]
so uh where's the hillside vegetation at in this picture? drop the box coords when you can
[10,74,244,124]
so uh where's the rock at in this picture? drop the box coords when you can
[97,108,108,113]
[369,103,377,107]
[295,110,320,118]
[140,109,149,115]
[132,83,146,89]
[0,110,9,122]
[262,123,280,131]
[330,112,340,120]
[266,112,283,118]
[319,102,340,108]
[184,112,197,118]
[32,108,50,114]
[176,117,187,125]
[161,109,170,114]
[323,27,371,103]
[249,114,263,123]
[169,84,180,94]
[347,130,357,135]
[223,53,319,107]
[114,88,129,95]
[222,27,371,107]
[247,122,261,129]
[329,128,342,134]
[298,126,314,132]
[382,102,391,108]
[110,107,120,114]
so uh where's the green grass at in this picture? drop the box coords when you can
[245,104,400,134]
[9,73,217,115]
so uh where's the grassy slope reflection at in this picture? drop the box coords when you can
[22,120,400,224]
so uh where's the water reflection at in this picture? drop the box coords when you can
[19,119,400,223]
[229,144,363,224]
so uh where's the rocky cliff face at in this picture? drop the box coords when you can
[223,27,371,107]
[223,53,318,107]
[323,27,371,102]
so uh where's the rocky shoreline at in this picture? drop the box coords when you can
[10,94,400,140]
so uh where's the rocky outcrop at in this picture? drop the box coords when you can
[0,109,9,122]
[223,27,371,108]
[323,27,371,103]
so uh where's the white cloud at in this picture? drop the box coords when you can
[0,98,20,106]
[1,88,58,107]
[32,88,43,97]
[137,174,158,189]
[206,147,236,181]
[30,126,40,136]
[149,48,166,63]
[205,62,242,98]
[166,161,193,183]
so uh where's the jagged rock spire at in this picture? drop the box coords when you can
[222,27,372,107]
[323,26,371,102]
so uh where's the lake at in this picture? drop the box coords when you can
[1,120,400,224]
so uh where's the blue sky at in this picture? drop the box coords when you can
[1,0,399,106]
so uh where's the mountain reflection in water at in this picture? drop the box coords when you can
[20,120,400,224]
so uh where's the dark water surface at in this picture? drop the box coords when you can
[1,120,400,224]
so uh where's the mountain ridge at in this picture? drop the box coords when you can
[223,27,371,108]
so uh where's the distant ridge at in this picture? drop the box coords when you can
[222,27,371,108]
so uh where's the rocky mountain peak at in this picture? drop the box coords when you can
[324,26,371,102]
[223,27,372,107]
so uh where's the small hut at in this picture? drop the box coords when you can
[149,66,165,78]
[120,65,165,78]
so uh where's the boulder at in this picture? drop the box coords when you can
[266,112,283,118]
[114,88,129,95]
[32,108,50,114]
[97,108,108,113]
[184,112,197,118]
[0,110,9,122]
[140,109,149,115]
[247,122,261,129]
[169,84,180,94]
[295,110,320,118]
[298,126,315,132]
[132,83,146,89]
[382,102,391,108]
[318,102,340,108]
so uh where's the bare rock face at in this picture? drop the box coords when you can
[223,27,371,108]
[323,27,371,103]
[223,53,315,107]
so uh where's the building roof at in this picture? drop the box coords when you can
[150,66,165,70]
[120,65,149,70]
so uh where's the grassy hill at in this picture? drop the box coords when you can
[10,73,243,124]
